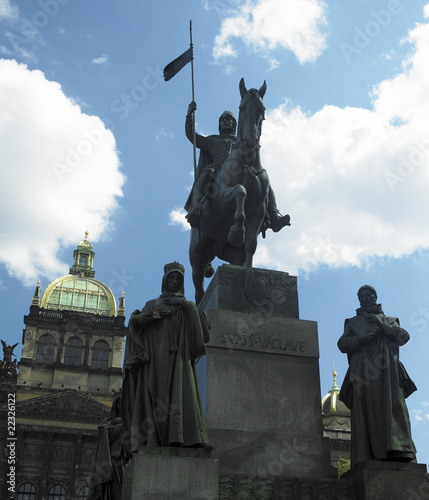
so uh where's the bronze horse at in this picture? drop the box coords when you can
[189,78,271,304]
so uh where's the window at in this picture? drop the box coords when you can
[17,483,36,500]
[79,253,89,266]
[91,340,109,369]
[64,337,83,365]
[78,486,89,500]
[36,334,55,363]
[48,484,66,500]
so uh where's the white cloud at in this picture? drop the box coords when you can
[156,128,175,140]
[250,13,429,274]
[91,54,109,65]
[213,0,328,65]
[0,59,125,284]
[412,402,429,424]
[380,49,396,61]
[1,1,41,64]
[168,209,189,231]
[3,32,38,62]
[0,0,19,20]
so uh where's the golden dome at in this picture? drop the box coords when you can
[39,233,116,316]
[40,275,116,316]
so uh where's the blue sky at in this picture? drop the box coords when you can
[1,0,429,464]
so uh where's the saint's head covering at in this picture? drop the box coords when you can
[161,261,185,296]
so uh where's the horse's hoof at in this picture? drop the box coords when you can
[204,263,215,278]
[271,214,291,232]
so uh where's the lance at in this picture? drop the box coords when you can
[190,20,197,182]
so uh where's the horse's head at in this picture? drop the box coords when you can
[237,78,266,147]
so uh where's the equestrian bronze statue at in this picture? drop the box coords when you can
[186,78,290,303]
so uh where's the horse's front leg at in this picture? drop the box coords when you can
[189,228,206,304]
[192,266,205,304]
[244,204,265,267]
[220,184,247,247]
[244,177,268,267]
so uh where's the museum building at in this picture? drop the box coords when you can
[0,234,126,500]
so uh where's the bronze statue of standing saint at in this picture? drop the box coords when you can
[121,262,211,454]
[338,285,417,467]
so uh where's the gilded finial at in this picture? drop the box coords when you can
[32,281,41,306]
[118,291,125,316]
[84,230,89,241]
[332,360,338,389]
[329,361,340,412]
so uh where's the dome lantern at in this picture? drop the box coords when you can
[69,230,95,278]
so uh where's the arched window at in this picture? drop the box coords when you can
[91,340,110,369]
[64,337,83,365]
[36,334,55,363]
[17,482,36,500]
[78,486,89,500]
[48,484,66,500]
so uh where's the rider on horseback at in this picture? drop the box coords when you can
[184,101,237,228]
[184,101,290,233]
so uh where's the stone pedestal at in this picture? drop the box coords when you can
[121,447,219,500]
[200,265,336,480]
[342,461,429,500]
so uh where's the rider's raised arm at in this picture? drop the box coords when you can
[185,102,209,149]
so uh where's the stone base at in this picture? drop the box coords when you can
[201,265,336,480]
[219,473,354,500]
[342,461,429,500]
[121,447,219,500]
[208,428,335,479]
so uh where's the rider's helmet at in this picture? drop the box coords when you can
[218,111,237,134]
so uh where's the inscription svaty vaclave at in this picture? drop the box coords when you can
[207,309,319,358]
[220,332,306,353]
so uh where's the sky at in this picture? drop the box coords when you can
[1,0,429,465]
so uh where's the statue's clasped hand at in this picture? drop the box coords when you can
[359,314,385,345]
[163,296,190,310]
[365,314,382,326]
